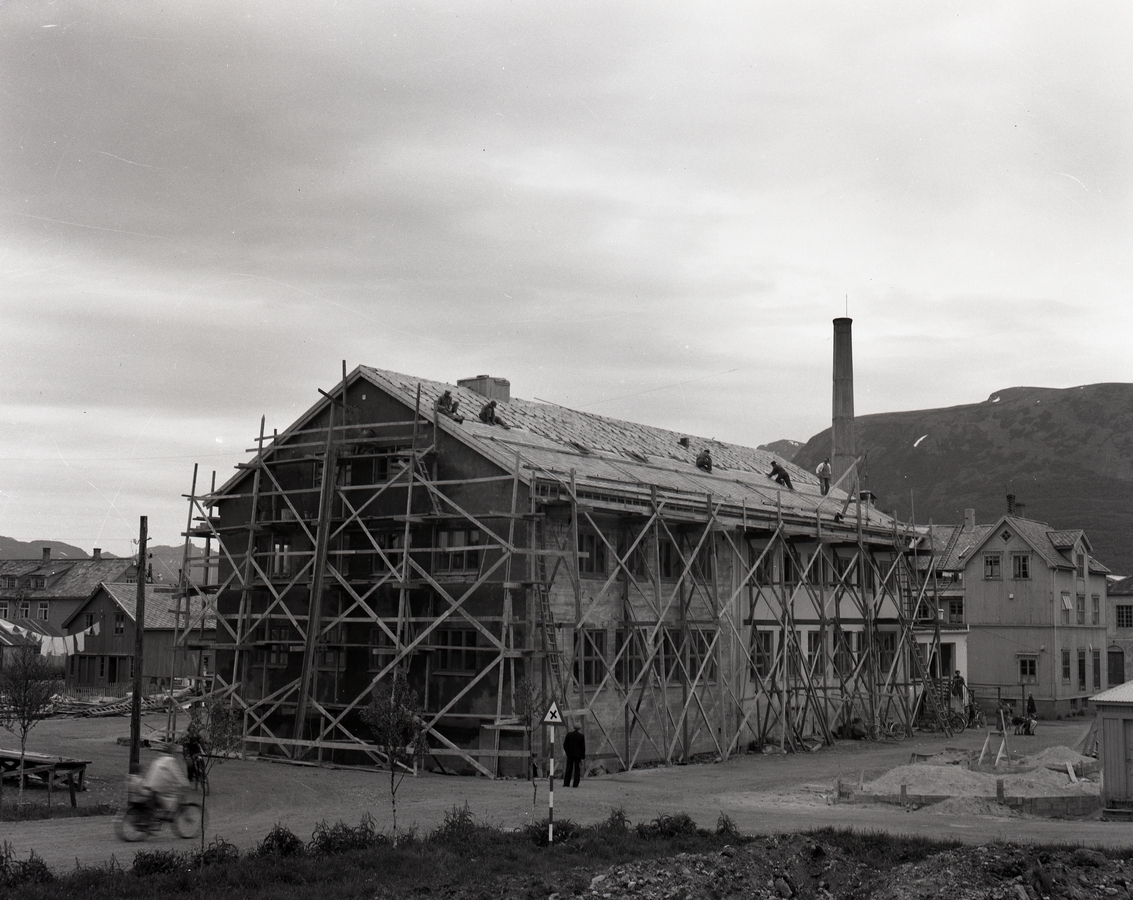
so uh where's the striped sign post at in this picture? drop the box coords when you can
[543,701,563,844]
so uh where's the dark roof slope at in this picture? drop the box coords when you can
[84,583,216,631]
[0,558,136,600]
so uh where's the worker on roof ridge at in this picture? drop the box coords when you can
[816,457,832,495]
[695,448,712,473]
[768,460,794,490]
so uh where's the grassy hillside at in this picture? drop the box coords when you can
[793,383,1133,575]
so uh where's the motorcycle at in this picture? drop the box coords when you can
[115,776,203,842]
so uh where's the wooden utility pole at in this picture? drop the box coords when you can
[129,516,148,775]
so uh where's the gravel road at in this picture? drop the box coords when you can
[2,714,1126,873]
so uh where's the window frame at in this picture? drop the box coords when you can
[18,600,30,618]
[1011,552,1031,580]
[1078,648,1087,690]
[37,601,49,621]
[433,627,478,674]
[688,627,717,683]
[573,628,608,688]
[750,629,774,681]
[1061,649,1071,684]
[1092,594,1101,626]
[1018,656,1038,684]
[1076,594,1086,626]
[615,628,647,688]
[1117,605,1133,629]
[577,532,608,577]
[1093,648,1102,691]
[983,552,1002,580]
[436,528,483,574]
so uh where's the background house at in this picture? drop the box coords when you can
[62,582,215,696]
[0,548,137,631]
[958,510,1109,718]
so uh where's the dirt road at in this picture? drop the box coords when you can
[3,715,1127,873]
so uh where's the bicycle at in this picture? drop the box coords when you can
[866,719,906,742]
[115,778,203,842]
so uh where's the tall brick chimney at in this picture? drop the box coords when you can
[831,318,856,484]
[41,546,51,561]
[93,548,102,561]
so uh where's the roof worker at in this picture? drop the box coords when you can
[768,460,794,490]
[695,448,712,473]
[478,399,509,429]
[816,457,832,495]
[436,390,464,423]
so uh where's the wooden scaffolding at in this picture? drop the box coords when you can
[176,370,952,776]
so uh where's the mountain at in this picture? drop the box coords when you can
[0,537,92,560]
[757,439,802,462]
[791,383,1133,576]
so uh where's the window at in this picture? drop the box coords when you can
[877,632,897,676]
[689,628,717,683]
[577,532,607,576]
[806,630,826,673]
[833,629,856,677]
[373,447,407,482]
[19,600,30,618]
[1118,606,1133,629]
[1,575,16,588]
[1061,592,1072,625]
[0,601,7,619]
[1094,649,1102,691]
[114,612,126,635]
[659,539,679,579]
[1078,649,1087,689]
[1061,649,1071,684]
[1019,657,1037,683]
[125,572,137,584]
[99,656,106,679]
[1011,553,1030,580]
[983,553,1001,580]
[84,613,94,629]
[29,575,46,590]
[37,601,49,621]
[661,627,683,683]
[751,629,773,680]
[1092,595,1101,626]
[368,627,396,671]
[1076,553,1086,577]
[573,629,607,687]
[268,625,292,667]
[436,529,482,573]
[434,628,478,673]
[615,628,646,688]
[271,539,292,578]
[782,549,799,586]
[947,599,964,624]
[316,649,343,671]
[615,535,648,579]
[1076,595,1086,625]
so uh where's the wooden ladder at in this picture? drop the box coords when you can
[532,515,570,716]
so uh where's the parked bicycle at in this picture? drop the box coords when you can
[866,719,906,742]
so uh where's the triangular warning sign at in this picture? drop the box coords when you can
[542,701,563,725]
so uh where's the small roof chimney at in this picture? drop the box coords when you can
[1015,502,1026,519]
[457,375,510,404]
[93,548,102,561]
[963,508,975,532]
[41,546,51,561]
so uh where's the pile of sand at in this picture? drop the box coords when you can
[856,748,1096,797]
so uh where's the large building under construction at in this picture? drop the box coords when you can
[180,321,951,775]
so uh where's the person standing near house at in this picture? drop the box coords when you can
[1027,692,1037,718]
[816,458,832,495]
[562,723,586,788]
[950,670,966,710]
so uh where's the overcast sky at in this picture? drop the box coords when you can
[1,2,1130,554]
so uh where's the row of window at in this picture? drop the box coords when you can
[750,629,898,681]
[573,627,718,687]
[1016,649,1103,691]
[1059,593,1101,625]
[264,529,483,579]
[982,552,1032,580]
[1,574,48,590]
[0,600,50,620]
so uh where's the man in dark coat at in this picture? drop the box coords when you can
[562,724,586,788]
[768,461,794,490]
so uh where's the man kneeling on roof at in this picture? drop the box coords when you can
[768,460,794,490]
[695,448,712,472]
[436,390,464,423]
[478,399,509,428]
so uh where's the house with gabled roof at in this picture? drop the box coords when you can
[186,365,946,775]
[950,507,1110,719]
[61,583,215,696]
[0,548,138,632]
